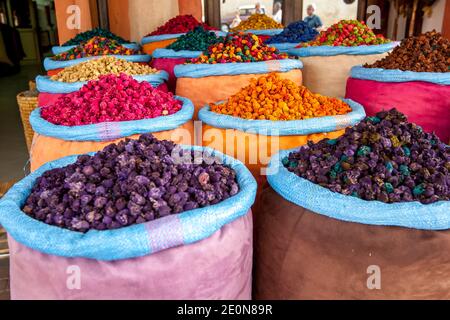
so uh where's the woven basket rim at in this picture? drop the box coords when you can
[17,92,38,99]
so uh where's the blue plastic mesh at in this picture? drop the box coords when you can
[239,29,283,36]
[141,33,187,45]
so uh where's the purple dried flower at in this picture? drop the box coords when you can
[22,134,240,232]
[285,109,449,204]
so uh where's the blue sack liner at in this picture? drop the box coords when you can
[350,65,450,85]
[30,96,194,141]
[36,72,169,94]
[287,42,396,57]
[0,146,257,261]
[141,33,186,45]
[51,43,141,55]
[214,31,228,37]
[152,48,202,59]
[44,54,152,71]
[240,29,283,36]
[174,59,303,78]
[267,149,450,230]
[199,99,365,135]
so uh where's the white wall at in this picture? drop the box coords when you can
[422,0,446,33]
[128,0,179,42]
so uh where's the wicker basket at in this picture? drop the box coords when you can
[16,91,38,151]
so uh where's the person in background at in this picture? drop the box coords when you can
[273,2,282,24]
[255,2,263,14]
[304,4,323,30]
[230,10,242,29]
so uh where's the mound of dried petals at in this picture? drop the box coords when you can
[297,20,389,47]
[364,31,449,72]
[52,36,140,61]
[22,134,240,232]
[285,109,449,204]
[41,74,182,126]
[231,14,283,31]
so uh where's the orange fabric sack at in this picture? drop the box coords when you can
[29,97,194,171]
[174,60,303,119]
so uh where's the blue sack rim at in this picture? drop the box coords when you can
[141,33,186,44]
[152,48,202,59]
[237,29,283,36]
[198,99,365,135]
[267,43,299,51]
[287,42,396,57]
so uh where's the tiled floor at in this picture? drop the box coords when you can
[0,64,43,182]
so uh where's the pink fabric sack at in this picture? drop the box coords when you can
[8,212,253,300]
[346,66,450,142]
[0,148,257,300]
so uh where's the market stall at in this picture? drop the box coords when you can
[0,8,449,301]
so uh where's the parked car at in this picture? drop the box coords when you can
[221,5,267,32]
